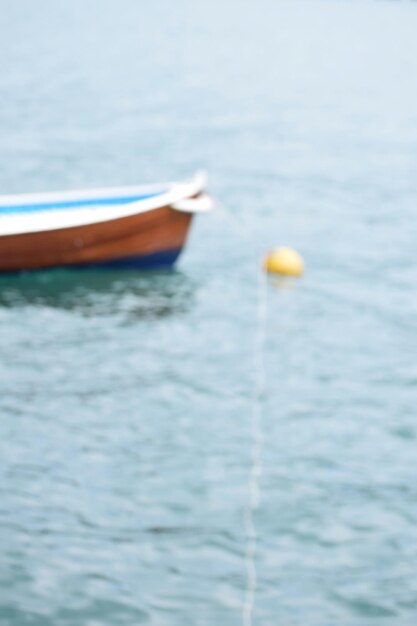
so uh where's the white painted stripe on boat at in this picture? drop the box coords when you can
[0,181,172,207]
[0,172,208,236]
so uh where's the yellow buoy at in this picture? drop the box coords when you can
[263,247,304,277]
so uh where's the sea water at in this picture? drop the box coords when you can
[1,1,417,624]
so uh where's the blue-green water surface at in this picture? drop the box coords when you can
[1,1,417,624]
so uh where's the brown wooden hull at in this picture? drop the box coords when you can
[0,205,193,273]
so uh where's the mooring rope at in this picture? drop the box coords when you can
[216,205,268,626]
[242,266,267,626]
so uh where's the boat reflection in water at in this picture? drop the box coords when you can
[0,268,195,321]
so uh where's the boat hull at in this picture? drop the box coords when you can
[0,205,193,273]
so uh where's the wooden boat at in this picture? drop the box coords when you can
[0,171,213,273]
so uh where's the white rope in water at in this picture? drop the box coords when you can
[216,205,268,626]
[242,268,267,626]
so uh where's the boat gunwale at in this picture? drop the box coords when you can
[0,171,207,237]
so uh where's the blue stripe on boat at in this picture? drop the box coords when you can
[75,248,182,270]
[0,248,182,275]
[0,191,163,214]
